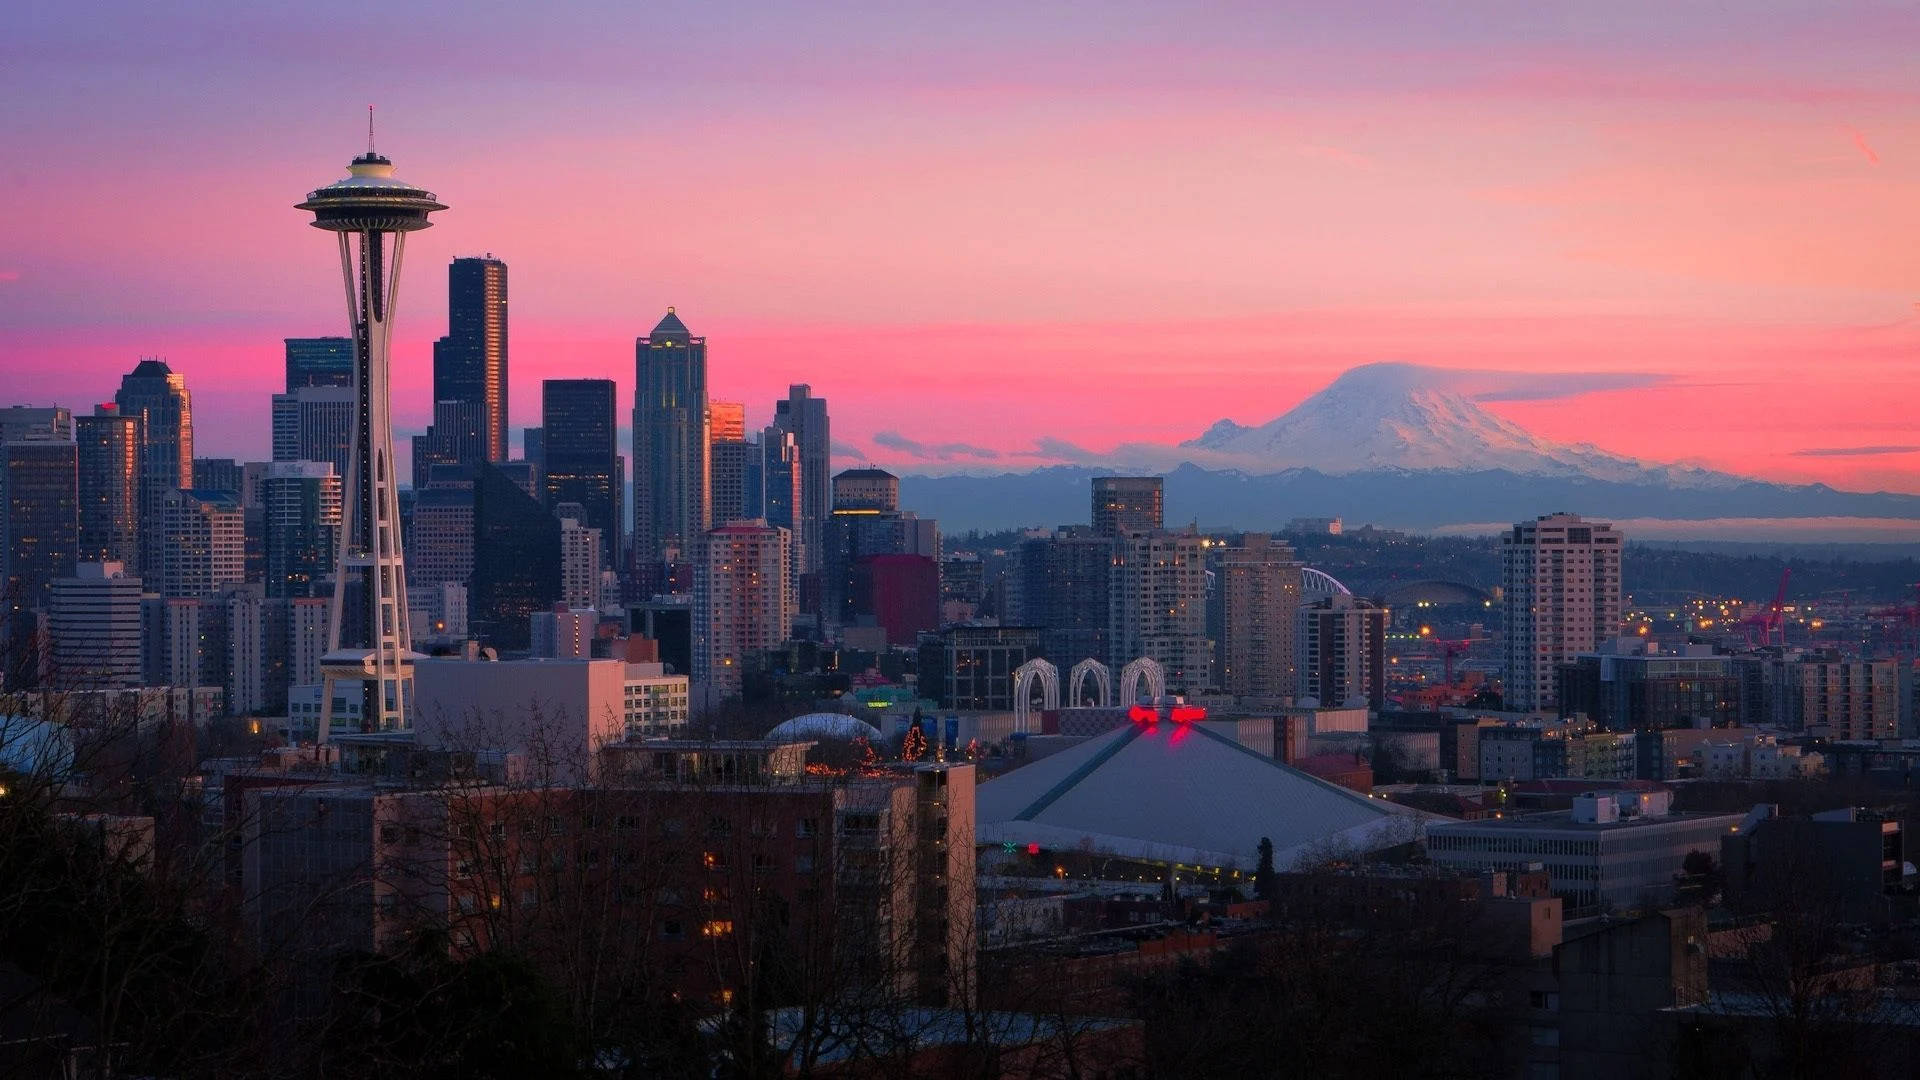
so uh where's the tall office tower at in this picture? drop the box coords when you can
[411,400,486,490]
[633,308,708,568]
[470,462,560,650]
[1501,512,1624,712]
[271,385,355,479]
[284,336,354,390]
[262,461,342,599]
[1212,534,1303,702]
[49,561,145,690]
[297,133,445,734]
[0,407,74,442]
[193,457,246,499]
[158,489,245,598]
[434,255,509,462]
[76,406,140,571]
[832,467,899,511]
[1,426,78,629]
[1297,594,1387,711]
[770,385,829,573]
[522,425,545,469]
[693,521,790,708]
[760,428,803,571]
[1108,529,1210,692]
[542,379,619,562]
[707,400,746,442]
[1012,527,1112,666]
[406,464,475,635]
[558,512,604,610]
[1092,476,1163,537]
[709,437,754,526]
[114,358,193,578]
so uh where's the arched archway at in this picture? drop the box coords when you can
[1012,658,1059,733]
[1118,657,1166,705]
[1067,659,1111,707]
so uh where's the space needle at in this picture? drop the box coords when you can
[297,112,445,738]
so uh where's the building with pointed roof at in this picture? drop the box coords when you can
[633,308,708,578]
[977,716,1425,870]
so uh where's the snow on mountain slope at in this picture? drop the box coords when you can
[1182,362,1735,486]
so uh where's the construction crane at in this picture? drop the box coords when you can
[1867,583,1920,659]
[1740,568,1792,648]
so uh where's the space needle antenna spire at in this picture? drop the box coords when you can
[367,104,376,154]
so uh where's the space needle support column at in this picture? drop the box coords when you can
[298,133,445,741]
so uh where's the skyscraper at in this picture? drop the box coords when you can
[271,385,355,479]
[470,462,560,650]
[1212,533,1303,702]
[262,461,342,599]
[707,401,746,442]
[284,337,354,390]
[2,424,78,673]
[297,134,445,734]
[633,308,708,570]
[1011,527,1112,666]
[0,407,73,442]
[1092,476,1163,537]
[49,561,145,690]
[1501,512,1624,712]
[76,405,140,572]
[693,521,790,708]
[558,512,604,610]
[411,399,486,489]
[709,437,753,527]
[542,378,619,562]
[770,385,829,574]
[1108,529,1210,692]
[434,255,509,462]
[114,358,193,579]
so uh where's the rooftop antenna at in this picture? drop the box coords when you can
[367,104,376,154]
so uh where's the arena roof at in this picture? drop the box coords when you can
[977,720,1427,870]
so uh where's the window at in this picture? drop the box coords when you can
[379,825,399,845]
[661,919,686,942]
[797,818,819,839]
[795,853,815,874]
[704,851,727,871]
[752,854,773,875]
[702,919,735,937]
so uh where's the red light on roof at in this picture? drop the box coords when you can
[1170,705,1206,723]
[1128,704,1157,724]
[1026,842,1041,856]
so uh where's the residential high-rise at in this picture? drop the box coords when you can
[558,512,604,610]
[710,437,754,527]
[770,385,830,574]
[1092,476,1162,536]
[693,521,790,708]
[633,308,708,569]
[542,379,619,562]
[1108,529,1210,692]
[262,461,342,599]
[159,489,245,598]
[0,407,73,442]
[434,255,509,462]
[284,337,354,390]
[1501,512,1624,712]
[2,427,78,629]
[271,385,354,479]
[297,136,446,734]
[470,461,560,650]
[48,561,145,690]
[76,405,141,572]
[114,358,193,578]
[1212,533,1303,702]
[1298,594,1387,711]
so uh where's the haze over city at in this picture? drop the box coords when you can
[6,0,1918,495]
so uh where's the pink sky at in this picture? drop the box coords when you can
[3,2,1917,491]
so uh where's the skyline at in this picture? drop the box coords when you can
[5,1,1919,492]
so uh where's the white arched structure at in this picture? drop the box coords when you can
[1301,566,1353,600]
[1067,659,1112,707]
[1012,658,1060,733]
[1118,657,1167,705]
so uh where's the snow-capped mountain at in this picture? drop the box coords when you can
[1182,362,1730,486]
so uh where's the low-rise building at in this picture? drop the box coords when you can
[1427,792,1745,914]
